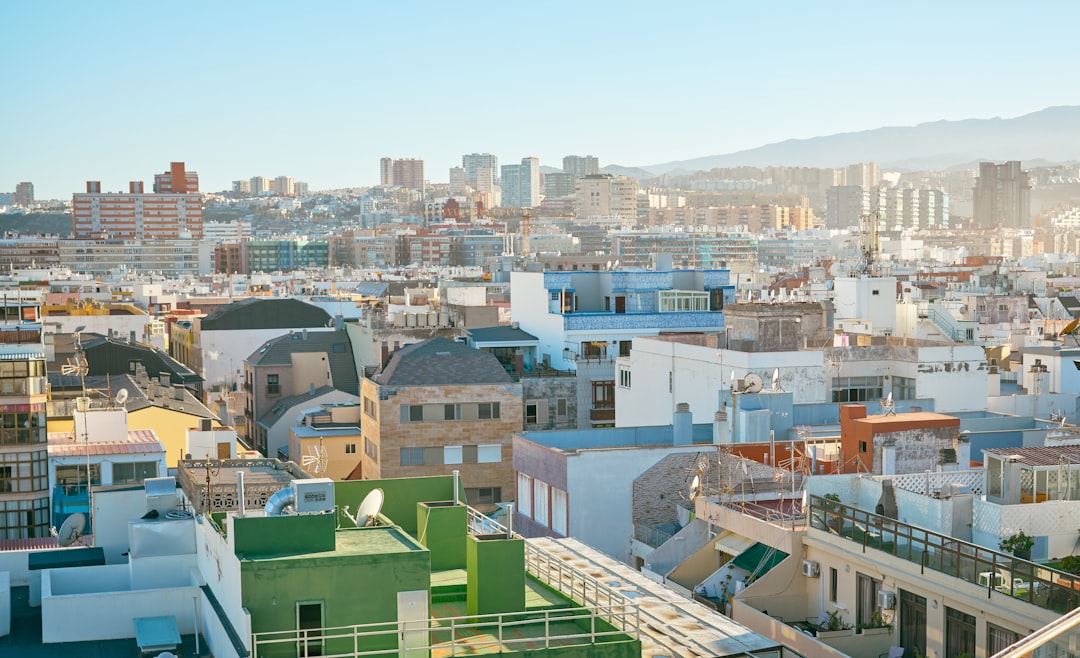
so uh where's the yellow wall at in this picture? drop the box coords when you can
[49,408,230,468]
[289,432,362,481]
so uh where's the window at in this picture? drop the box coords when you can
[111,461,157,485]
[364,437,378,462]
[345,444,357,454]
[465,487,501,505]
[478,402,500,420]
[860,441,868,453]
[363,396,377,420]
[659,290,709,312]
[872,289,880,296]
[401,405,424,422]
[0,496,49,540]
[987,623,1021,655]
[444,446,463,465]
[266,374,280,396]
[525,403,537,424]
[444,404,460,421]
[551,487,568,535]
[517,473,532,519]
[400,447,425,466]
[829,567,838,603]
[0,405,46,446]
[945,607,975,658]
[899,590,927,658]
[998,304,1008,312]
[593,381,615,409]
[581,341,607,360]
[477,444,501,463]
[618,368,632,388]
[556,398,568,418]
[856,572,881,628]
[618,340,632,357]
[831,376,884,403]
[893,376,916,400]
[534,480,549,526]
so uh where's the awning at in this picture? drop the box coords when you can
[714,530,756,557]
[732,542,789,575]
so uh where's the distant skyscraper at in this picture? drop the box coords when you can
[232,180,252,194]
[272,176,295,196]
[294,181,309,196]
[563,155,600,178]
[449,167,467,195]
[574,174,637,221]
[474,167,495,194]
[250,176,271,195]
[973,161,1030,228]
[380,157,394,186]
[500,157,540,208]
[391,159,425,190]
[825,185,868,230]
[462,153,498,183]
[13,182,33,207]
[845,162,880,189]
[544,172,575,198]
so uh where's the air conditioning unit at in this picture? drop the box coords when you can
[877,590,897,610]
[802,560,820,577]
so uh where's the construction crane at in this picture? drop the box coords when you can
[481,207,575,258]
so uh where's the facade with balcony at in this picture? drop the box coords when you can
[510,268,734,372]
[0,297,48,540]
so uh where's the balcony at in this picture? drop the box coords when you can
[589,408,615,423]
[808,495,1080,614]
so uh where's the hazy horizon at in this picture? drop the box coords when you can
[4,0,1080,198]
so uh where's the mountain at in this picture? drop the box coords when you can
[600,164,657,179]
[643,106,1080,174]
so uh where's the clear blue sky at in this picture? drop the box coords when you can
[3,1,1079,198]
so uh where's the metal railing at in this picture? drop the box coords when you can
[633,523,674,548]
[719,498,807,530]
[251,605,639,658]
[809,495,1080,614]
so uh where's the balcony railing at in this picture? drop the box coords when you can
[589,408,615,422]
[809,495,1080,614]
[633,523,674,548]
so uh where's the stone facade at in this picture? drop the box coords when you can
[521,374,578,431]
[361,378,522,505]
[632,452,705,530]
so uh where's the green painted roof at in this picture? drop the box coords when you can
[731,542,788,575]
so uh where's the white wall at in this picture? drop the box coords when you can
[265,389,360,459]
[510,271,571,369]
[93,487,153,564]
[51,315,151,343]
[198,514,247,651]
[914,345,989,412]
[617,338,826,427]
[566,445,703,563]
[201,326,335,389]
[834,276,896,334]
[0,551,29,586]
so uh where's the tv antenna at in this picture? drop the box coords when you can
[880,391,896,416]
[301,443,328,474]
[682,453,711,501]
[51,512,87,547]
[770,368,785,392]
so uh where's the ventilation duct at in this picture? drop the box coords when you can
[264,486,295,516]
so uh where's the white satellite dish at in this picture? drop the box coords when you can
[56,513,86,547]
[115,388,129,407]
[354,488,384,527]
[689,474,702,500]
[743,373,764,393]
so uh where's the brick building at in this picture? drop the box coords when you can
[360,337,522,508]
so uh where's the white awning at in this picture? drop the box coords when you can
[714,530,755,557]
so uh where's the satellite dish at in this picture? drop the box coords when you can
[354,488,384,527]
[689,474,701,500]
[743,373,764,393]
[56,513,86,547]
[115,388,129,406]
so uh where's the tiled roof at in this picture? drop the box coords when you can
[373,336,512,387]
[200,297,332,331]
[47,429,163,458]
[247,330,358,396]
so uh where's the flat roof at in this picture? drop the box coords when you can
[856,411,959,426]
[518,424,714,451]
[247,525,423,562]
[291,425,359,438]
[984,446,1080,467]
[47,429,163,458]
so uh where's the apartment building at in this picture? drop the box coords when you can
[72,162,204,239]
[574,174,637,222]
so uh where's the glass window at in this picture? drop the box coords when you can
[112,461,157,485]
[551,487,568,535]
[477,444,501,464]
[534,480,549,526]
[517,473,532,519]
[444,446,463,465]
[987,623,1021,655]
[945,607,975,658]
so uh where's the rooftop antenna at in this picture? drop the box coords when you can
[301,443,328,474]
[771,368,785,392]
[880,391,896,416]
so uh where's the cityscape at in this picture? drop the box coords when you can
[3,2,1080,658]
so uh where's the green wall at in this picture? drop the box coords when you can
[335,475,465,536]
[417,502,467,570]
[243,536,431,658]
[467,534,525,616]
[233,513,336,557]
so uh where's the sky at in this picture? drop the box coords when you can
[3,1,1080,199]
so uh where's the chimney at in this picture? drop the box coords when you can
[160,373,171,387]
[673,402,692,445]
[302,328,308,341]
[173,384,184,400]
[712,409,729,444]
[200,418,212,432]
[129,330,136,344]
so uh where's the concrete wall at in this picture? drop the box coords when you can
[521,375,578,431]
[566,445,703,563]
[0,550,29,586]
[510,271,571,369]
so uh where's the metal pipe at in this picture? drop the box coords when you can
[506,503,514,538]
[452,470,460,505]
[237,470,245,517]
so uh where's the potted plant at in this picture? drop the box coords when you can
[1001,530,1035,560]
[857,610,892,636]
[817,609,853,638]
[822,493,844,532]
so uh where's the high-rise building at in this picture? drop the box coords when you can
[448,167,467,195]
[0,298,48,539]
[845,162,880,189]
[574,174,638,221]
[390,158,425,190]
[544,172,575,198]
[563,155,600,179]
[293,181,309,196]
[272,176,295,196]
[379,157,393,187]
[462,153,498,183]
[474,167,495,195]
[73,162,204,239]
[973,161,1030,228]
[232,180,252,194]
[825,185,868,230]
[500,157,541,208]
[14,182,34,207]
[250,176,271,195]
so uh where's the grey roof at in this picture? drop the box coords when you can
[200,297,332,331]
[353,282,389,297]
[1060,295,1080,318]
[373,337,513,387]
[247,329,359,395]
[47,374,217,419]
[258,385,339,428]
[466,326,539,343]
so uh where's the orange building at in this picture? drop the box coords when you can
[72,162,203,239]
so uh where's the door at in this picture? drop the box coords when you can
[398,590,429,658]
[217,441,231,459]
[615,296,626,313]
[297,601,324,656]
[899,590,926,658]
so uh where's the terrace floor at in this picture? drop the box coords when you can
[1,586,207,657]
